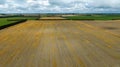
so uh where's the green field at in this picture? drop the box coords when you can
[0,16,38,26]
[64,14,120,20]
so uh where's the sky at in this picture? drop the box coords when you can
[0,0,120,13]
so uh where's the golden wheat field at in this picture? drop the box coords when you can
[0,17,120,67]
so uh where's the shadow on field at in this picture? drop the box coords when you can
[102,27,118,30]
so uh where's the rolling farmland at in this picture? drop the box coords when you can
[0,17,120,67]
[64,14,120,20]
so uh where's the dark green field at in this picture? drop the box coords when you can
[64,14,120,20]
[0,16,38,26]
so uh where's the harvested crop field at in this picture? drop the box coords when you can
[83,20,120,35]
[40,17,65,20]
[0,18,120,67]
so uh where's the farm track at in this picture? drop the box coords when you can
[0,20,120,67]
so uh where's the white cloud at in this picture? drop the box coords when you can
[0,0,120,13]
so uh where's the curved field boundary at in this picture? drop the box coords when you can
[0,19,27,30]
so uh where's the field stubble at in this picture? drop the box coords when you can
[0,18,120,67]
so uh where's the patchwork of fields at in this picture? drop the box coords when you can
[64,15,120,20]
[0,17,120,67]
[40,17,65,20]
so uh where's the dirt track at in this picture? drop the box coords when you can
[0,20,120,67]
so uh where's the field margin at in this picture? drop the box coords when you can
[0,19,27,30]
